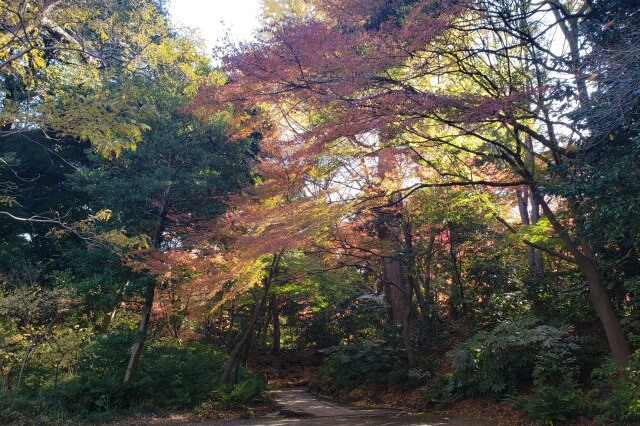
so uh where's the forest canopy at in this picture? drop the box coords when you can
[1,0,640,424]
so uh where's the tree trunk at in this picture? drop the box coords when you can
[226,302,236,348]
[449,226,466,318]
[102,281,129,333]
[124,186,170,384]
[377,207,406,322]
[124,281,155,384]
[405,223,428,321]
[581,258,632,368]
[529,191,544,272]
[522,6,629,365]
[402,285,416,368]
[17,342,40,389]
[220,295,266,385]
[413,276,429,321]
[517,185,544,274]
[384,257,406,322]
[516,186,535,270]
[220,253,281,385]
[271,295,281,356]
[100,312,113,333]
[376,147,406,322]
[401,222,418,367]
[422,235,436,316]
[262,302,271,346]
[533,190,631,367]
[1,364,13,390]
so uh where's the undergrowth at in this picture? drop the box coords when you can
[0,339,266,425]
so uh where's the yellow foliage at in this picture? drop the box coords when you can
[1,0,214,157]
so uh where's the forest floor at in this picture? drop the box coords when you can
[100,351,597,425]
[247,352,599,426]
[249,352,537,426]
[219,387,493,425]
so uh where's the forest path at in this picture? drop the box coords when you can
[217,387,492,425]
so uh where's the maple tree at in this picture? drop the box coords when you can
[2,0,640,423]
[74,84,253,383]
[193,0,635,368]
[1,1,256,386]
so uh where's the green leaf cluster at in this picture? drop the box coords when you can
[447,319,573,399]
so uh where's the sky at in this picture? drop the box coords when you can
[168,0,262,53]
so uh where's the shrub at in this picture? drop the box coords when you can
[334,295,389,342]
[447,319,573,399]
[52,339,265,415]
[517,337,585,424]
[418,374,454,408]
[588,350,640,423]
[0,390,40,424]
[214,375,268,409]
[312,339,408,393]
[518,376,585,425]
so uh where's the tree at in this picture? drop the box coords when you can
[219,251,282,385]
[549,0,640,335]
[260,0,313,24]
[0,0,216,238]
[0,0,174,151]
[72,87,254,382]
[193,0,634,367]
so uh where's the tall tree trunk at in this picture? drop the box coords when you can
[17,342,40,389]
[383,257,406,322]
[377,205,406,322]
[102,281,129,333]
[402,222,418,367]
[516,133,544,275]
[226,302,236,348]
[262,302,271,346]
[376,148,406,322]
[402,285,417,368]
[124,187,170,384]
[448,226,466,318]
[405,223,428,321]
[422,235,436,314]
[533,190,631,367]
[413,274,429,321]
[124,281,155,384]
[580,258,632,368]
[220,252,281,385]
[271,295,281,356]
[525,133,544,274]
[529,191,544,272]
[525,5,628,364]
[220,296,264,385]
[377,147,415,365]
[516,186,537,272]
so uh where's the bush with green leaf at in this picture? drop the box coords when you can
[311,339,408,394]
[501,336,585,424]
[588,350,640,423]
[447,319,573,399]
[519,376,584,425]
[214,375,268,409]
[418,374,454,408]
[55,338,265,413]
[334,295,389,342]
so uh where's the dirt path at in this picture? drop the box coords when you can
[216,387,492,425]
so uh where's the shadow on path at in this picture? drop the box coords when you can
[217,387,492,425]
